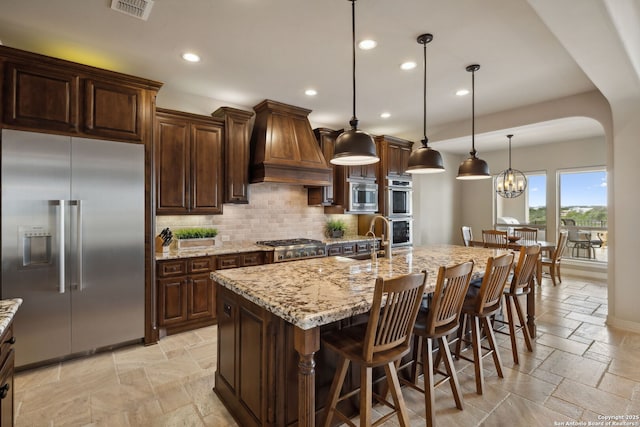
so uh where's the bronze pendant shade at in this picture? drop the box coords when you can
[456,64,491,180]
[407,33,445,174]
[331,0,379,166]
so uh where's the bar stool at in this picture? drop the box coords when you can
[401,261,474,427]
[494,244,540,364]
[321,271,427,427]
[455,253,515,395]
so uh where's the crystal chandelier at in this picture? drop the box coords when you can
[495,134,527,198]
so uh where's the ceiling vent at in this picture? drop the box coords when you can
[110,0,154,21]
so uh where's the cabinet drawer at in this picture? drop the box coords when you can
[189,257,215,274]
[217,254,240,270]
[157,260,187,277]
[241,252,263,267]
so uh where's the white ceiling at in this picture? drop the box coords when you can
[0,0,604,153]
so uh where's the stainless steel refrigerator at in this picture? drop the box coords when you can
[1,129,145,367]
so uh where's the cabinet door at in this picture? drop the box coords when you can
[188,273,215,320]
[84,79,143,141]
[0,350,14,427]
[155,116,190,214]
[387,144,411,177]
[157,277,188,326]
[217,287,237,392]
[327,245,343,256]
[3,63,79,132]
[190,123,223,214]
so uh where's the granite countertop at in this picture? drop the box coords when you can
[156,236,379,260]
[0,298,22,336]
[211,244,506,330]
[155,241,272,260]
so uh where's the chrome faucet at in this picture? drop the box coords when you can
[368,215,392,260]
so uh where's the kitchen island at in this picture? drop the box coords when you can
[211,245,531,427]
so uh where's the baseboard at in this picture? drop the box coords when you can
[606,316,640,334]
[560,260,608,281]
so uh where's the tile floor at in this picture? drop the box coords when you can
[14,274,640,426]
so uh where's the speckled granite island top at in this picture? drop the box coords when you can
[0,298,22,335]
[211,244,507,330]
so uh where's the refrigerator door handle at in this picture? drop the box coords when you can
[70,200,83,291]
[56,199,65,294]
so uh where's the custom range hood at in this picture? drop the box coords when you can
[250,99,332,186]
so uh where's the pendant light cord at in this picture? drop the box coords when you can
[471,68,476,155]
[422,38,428,145]
[508,134,513,169]
[350,0,357,128]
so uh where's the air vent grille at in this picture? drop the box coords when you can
[110,0,154,21]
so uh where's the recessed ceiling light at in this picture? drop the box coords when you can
[380,112,391,119]
[305,89,317,96]
[358,39,377,50]
[456,89,470,96]
[181,52,200,63]
[400,61,417,71]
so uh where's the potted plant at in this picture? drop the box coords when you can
[173,227,218,250]
[325,219,347,238]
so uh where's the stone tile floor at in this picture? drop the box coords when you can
[14,275,640,426]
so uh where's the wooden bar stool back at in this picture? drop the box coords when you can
[494,244,540,365]
[402,261,474,427]
[455,253,515,394]
[482,229,508,249]
[322,271,427,427]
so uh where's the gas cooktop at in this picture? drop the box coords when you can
[256,238,323,247]
[256,238,326,262]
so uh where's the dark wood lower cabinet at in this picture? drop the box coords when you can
[156,256,217,335]
[215,285,374,427]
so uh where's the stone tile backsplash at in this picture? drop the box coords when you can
[156,182,358,243]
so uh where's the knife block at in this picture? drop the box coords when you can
[155,236,170,254]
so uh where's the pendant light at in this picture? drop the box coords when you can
[406,33,445,174]
[330,0,379,166]
[495,134,527,198]
[456,64,491,180]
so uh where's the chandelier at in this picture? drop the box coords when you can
[495,134,527,198]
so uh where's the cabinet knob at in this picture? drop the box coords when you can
[4,337,15,345]
[0,383,9,399]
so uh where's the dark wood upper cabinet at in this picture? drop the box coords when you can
[84,79,143,140]
[3,63,79,132]
[376,135,414,179]
[1,45,161,143]
[155,109,224,215]
[308,128,340,206]
[212,107,254,204]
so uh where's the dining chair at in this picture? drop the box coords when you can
[401,261,474,427]
[541,230,568,286]
[512,227,538,242]
[455,253,515,395]
[321,271,427,427]
[494,244,540,365]
[482,229,508,249]
[461,226,474,247]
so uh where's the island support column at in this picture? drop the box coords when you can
[294,326,320,427]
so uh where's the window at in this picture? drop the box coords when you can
[558,168,607,262]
